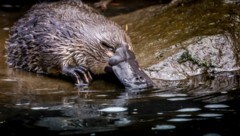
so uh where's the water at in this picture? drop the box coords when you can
[1,1,240,136]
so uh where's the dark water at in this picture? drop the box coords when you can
[1,1,240,136]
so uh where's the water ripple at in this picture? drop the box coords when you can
[98,107,127,113]
[151,124,176,130]
[204,104,229,109]
[197,113,223,117]
[177,108,201,112]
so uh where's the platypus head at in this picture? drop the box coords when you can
[107,46,154,89]
[78,21,154,89]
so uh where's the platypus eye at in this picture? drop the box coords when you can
[101,41,115,52]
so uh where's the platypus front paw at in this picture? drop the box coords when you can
[62,66,93,86]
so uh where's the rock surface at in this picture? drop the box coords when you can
[111,0,240,80]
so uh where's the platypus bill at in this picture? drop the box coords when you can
[5,0,154,89]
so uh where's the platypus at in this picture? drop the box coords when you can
[5,0,153,89]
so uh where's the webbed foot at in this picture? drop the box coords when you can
[62,66,93,86]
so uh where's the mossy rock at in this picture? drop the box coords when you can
[112,0,240,80]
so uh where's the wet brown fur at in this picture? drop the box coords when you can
[5,0,132,76]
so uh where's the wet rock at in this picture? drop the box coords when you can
[145,34,240,80]
[224,0,240,4]
[112,0,240,80]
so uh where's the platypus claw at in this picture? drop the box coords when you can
[62,66,93,85]
[75,83,89,88]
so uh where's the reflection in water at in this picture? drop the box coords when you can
[0,3,240,136]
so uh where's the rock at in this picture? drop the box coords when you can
[112,0,240,80]
[224,0,240,4]
[145,34,240,80]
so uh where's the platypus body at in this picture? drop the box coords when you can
[5,0,153,89]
